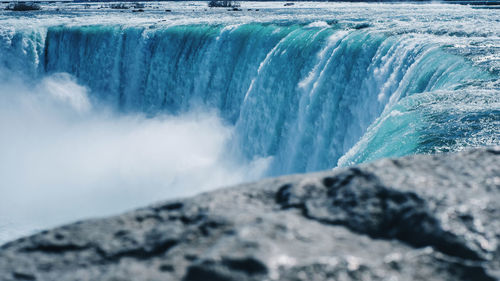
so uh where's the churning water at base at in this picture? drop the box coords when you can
[0,2,499,243]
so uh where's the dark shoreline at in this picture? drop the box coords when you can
[1,0,499,5]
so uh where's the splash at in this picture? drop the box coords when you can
[0,71,269,243]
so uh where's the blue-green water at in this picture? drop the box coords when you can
[0,2,498,243]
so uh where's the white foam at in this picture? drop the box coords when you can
[0,71,269,244]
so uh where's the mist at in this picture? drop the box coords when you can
[0,72,270,244]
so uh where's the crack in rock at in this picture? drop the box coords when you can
[276,167,483,261]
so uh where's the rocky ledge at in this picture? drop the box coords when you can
[1,148,499,281]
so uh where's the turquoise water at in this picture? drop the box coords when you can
[0,2,498,243]
[3,22,497,173]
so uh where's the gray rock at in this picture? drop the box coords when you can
[0,148,499,281]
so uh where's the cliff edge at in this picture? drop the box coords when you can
[1,148,499,281]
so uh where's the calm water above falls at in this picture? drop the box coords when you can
[0,2,498,243]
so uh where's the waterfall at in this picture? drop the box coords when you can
[0,23,494,175]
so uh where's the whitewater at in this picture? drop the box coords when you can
[0,2,498,244]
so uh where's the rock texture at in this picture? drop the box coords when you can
[0,148,499,281]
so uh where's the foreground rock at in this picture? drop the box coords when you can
[1,148,499,281]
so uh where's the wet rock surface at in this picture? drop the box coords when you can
[0,148,499,281]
